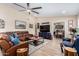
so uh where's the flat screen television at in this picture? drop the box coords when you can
[40,25,50,32]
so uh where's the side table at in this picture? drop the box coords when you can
[64,47,77,56]
[17,48,28,56]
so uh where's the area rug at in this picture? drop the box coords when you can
[29,39,50,55]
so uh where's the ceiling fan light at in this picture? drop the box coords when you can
[27,10,31,12]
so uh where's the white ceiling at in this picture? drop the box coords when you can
[7,3,79,17]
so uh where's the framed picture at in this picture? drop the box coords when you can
[0,19,5,29]
[29,24,33,28]
[15,20,26,29]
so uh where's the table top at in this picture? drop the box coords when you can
[64,47,77,52]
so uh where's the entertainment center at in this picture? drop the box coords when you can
[39,23,52,40]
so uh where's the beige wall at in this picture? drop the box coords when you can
[28,15,36,34]
[77,15,79,28]
[0,4,78,36]
[0,4,36,35]
[35,16,77,37]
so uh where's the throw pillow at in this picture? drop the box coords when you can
[9,35,20,45]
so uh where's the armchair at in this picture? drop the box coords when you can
[72,37,79,55]
[60,36,79,56]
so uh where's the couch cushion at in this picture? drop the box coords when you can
[0,40,11,51]
[0,33,14,47]
[19,36,26,41]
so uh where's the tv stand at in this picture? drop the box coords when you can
[39,25,52,40]
[39,32,52,40]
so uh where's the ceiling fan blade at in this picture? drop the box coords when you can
[19,10,26,11]
[31,7,42,10]
[32,10,39,14]
[13,3,26,9]
[27,3,29,9]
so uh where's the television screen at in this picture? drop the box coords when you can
[40,25,50,32]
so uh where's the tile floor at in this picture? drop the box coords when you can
[29,38,63,56]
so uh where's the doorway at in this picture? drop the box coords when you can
[53,22,65,39]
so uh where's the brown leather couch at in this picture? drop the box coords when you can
[0,31,29,56]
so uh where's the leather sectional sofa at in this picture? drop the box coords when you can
[0,31,30,56]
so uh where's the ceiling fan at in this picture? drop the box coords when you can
[13,3,42,14]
